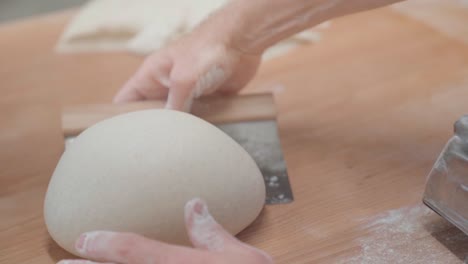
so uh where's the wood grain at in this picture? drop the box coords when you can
[62,93,277,136]
[1,7,468,264]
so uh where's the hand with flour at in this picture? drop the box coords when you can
[113,26,262,111]
[114,0,403,111]
[57,198,272,264]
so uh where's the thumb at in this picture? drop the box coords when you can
[184,198,241,252]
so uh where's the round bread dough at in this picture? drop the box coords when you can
[44,109,265,256]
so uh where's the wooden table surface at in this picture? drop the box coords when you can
[1,7,468,264]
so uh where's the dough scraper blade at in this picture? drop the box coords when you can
[423,115,468,235]
[62,93,293,205]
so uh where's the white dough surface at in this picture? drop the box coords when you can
[44,109,265,256]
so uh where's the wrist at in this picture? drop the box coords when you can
[196,0,335,55]
[193,0,402,55]
[190,2,258,55]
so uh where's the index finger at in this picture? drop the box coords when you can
[114,55,172,103]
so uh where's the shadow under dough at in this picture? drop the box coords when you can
[46,235,76,262]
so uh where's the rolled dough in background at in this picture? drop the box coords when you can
[56,0,329,60]
[44,109,266,256]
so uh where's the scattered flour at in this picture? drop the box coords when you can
[340,204,468,264]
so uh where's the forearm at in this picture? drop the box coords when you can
[197,0,403,54]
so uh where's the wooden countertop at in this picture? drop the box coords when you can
[1,7,468,264]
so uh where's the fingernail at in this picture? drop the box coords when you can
[57,260,77,264]
[193,201,206,217]
[75,231,102,255]
[185,198,209,220]
[192,200,211,222]
[75,233,87,253]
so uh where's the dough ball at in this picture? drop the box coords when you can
[44,109,265,256]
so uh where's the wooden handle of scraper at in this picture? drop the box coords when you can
[62,93,277,137]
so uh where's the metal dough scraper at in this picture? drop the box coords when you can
[423,115,468,235]
[61,93,293,205]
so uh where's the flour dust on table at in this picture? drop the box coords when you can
[340,204,468,264]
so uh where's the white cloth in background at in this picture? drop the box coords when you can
[56,0,329,60]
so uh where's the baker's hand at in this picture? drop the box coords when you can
[57,198,272,264]
[113,26,262,111]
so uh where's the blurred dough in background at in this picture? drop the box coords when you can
[392,0,468,45]
[56,0,329,60]
[57,0,468,60]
